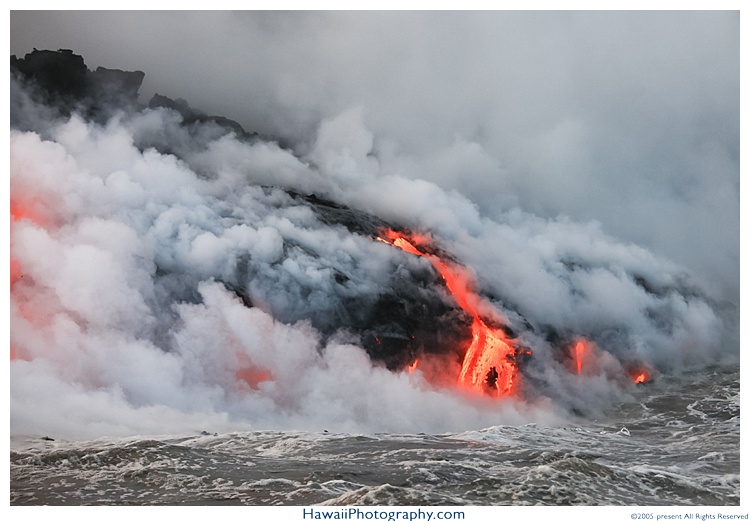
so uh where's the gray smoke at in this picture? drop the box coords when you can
[10,11,738,301]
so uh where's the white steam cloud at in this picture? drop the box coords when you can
[10,11,738,301]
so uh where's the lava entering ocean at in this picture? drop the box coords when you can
[377,229,529,397]
[9,48,734,438]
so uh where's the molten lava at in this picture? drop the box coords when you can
[575,340,585,375]
[629,366,651,385]
[571,338,597,376]
[378,229,523,396]
[570,338,653,386]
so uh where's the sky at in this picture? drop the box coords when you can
[9,10,740,304]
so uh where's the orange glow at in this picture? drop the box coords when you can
[10,197,50,287]
[575,340,585,374]
[568,338,599,377]
[10,257,22,287]
[630,365,651,384]
[236,366,273,390]
[379,229,521,396]
[408,359,419,375]
[234,352,272,391]
[10,195,59,361]
[10,197,52,228]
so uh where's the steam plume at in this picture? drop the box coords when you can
[9,13,738,439]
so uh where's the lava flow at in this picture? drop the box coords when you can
[570,338,652,385]
[629,366,651,385]
[377,229,524,397]
[574,340,585,374]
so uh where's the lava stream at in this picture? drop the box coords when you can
[378,229,522,396]
[574,340,587,375]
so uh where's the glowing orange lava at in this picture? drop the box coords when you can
[569,336,653,386]
[629,366,651,384]
[379,229,522,396]
[575,340,585,375]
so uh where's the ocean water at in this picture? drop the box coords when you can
[10,364,739,506]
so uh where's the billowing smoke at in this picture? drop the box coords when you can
[9,15,738,441]
[10,11,738,301]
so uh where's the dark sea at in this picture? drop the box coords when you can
[10,364,739,507]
